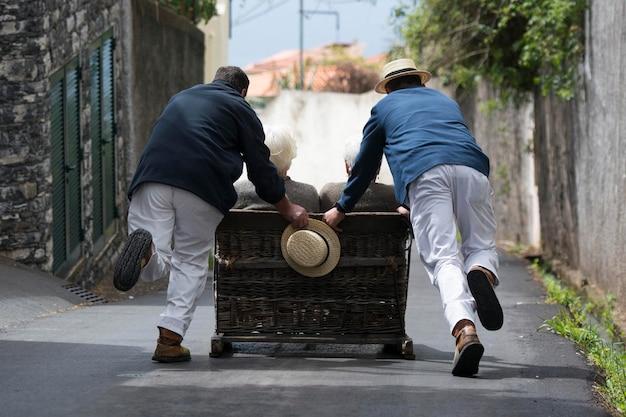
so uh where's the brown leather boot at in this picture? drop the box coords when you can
[151,327,191,363]
[468,266,503,331]
[451,320,484,377]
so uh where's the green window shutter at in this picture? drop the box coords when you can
[50,75,66,272]
[65,62,82,254]
[90,47,103,241]
[101,36,116,229]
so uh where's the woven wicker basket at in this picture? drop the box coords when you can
[211,210,414,358]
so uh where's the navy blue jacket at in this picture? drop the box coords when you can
[128,80,285,214]
[338,87,490,212]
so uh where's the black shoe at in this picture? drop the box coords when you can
[113,228,152,291]
[467,267,504,331]
[452,326,484,377]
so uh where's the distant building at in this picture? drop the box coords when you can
[245,43,384,98]
[0,0,211,286]
[197,0,230,82]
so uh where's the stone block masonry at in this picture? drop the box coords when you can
[0,0,49,265]
[1,0,125,276]
[0,0,205,288]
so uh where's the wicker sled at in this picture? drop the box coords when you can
[210,210,414,359]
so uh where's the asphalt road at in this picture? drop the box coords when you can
[0,249,611,417]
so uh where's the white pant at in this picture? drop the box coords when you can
[408,165,498,333]
[127,183,223,337]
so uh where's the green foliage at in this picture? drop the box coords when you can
[478,98,503,115]
[278,46,380,93]
[532,261,626,413]
[396,0,587,100]
[160,0,217,23]
[494,164,511,196]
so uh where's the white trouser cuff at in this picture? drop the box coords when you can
[158,316,187,337]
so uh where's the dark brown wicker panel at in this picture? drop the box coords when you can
[213,211,412,341]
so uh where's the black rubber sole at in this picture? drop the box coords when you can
[468,269,504,331]
[113,228,152,292]
[452,342,484,377]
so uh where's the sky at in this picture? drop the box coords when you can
[228,0,407,67]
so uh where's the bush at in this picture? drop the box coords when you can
[160,0,217,23]
[395,0,587,100]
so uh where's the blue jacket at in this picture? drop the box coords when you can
[338,87,490,212]
[128,80,285,214]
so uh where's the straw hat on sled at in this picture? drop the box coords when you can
[374,58,432,94]
[281,219,341,278]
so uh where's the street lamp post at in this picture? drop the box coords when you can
[299,1,341,90]
[299,0,304,90]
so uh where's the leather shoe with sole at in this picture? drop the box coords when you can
[452,325,484,377]
[151,327,191,363]
[113,228,153,292]
[467,266,503,331]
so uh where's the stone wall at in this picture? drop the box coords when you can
[0,0,54,267]
[0,0,205,287]
[458,84,540,248]
[0,0,129,279]
[534,0,626,304]
[533,94,580,267]
[45,0,127,283]
[127,0,205,179]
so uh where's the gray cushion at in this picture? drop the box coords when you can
[234,178,321,213]
[320,182,398,212]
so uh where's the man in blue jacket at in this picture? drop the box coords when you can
[323,59,503,377]
[114,66,308,363]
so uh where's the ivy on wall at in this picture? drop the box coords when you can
[395,0,587,100]
[160,0,217,23]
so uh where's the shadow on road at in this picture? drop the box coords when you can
[80,382,608,417]
[0,337,609,417]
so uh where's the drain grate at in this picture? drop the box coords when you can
[62,284,108,304]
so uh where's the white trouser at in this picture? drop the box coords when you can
[127,183,223,337]
[408,164,498,333]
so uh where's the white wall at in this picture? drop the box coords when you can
[197,0,229,82]
[257,90,392,190]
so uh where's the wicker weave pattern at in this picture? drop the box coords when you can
[214,211,411,337]
[218,231,405,258]
[217,299,404,334]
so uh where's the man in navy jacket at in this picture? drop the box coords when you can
[324,59,503,377]
[114,67,308,363]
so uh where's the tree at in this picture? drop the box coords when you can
[396,0,587,100]
[159,0,217,23]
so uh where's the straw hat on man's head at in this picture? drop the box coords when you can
[281,219,341,278]
[375,58,432,94]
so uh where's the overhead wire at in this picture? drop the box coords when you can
[233,0,377,27]
[235,0,268,22]
[233,0,292,26]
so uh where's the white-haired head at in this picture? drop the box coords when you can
[265,125,297,177]
[343,136,362,176]
[343,135,381,179]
